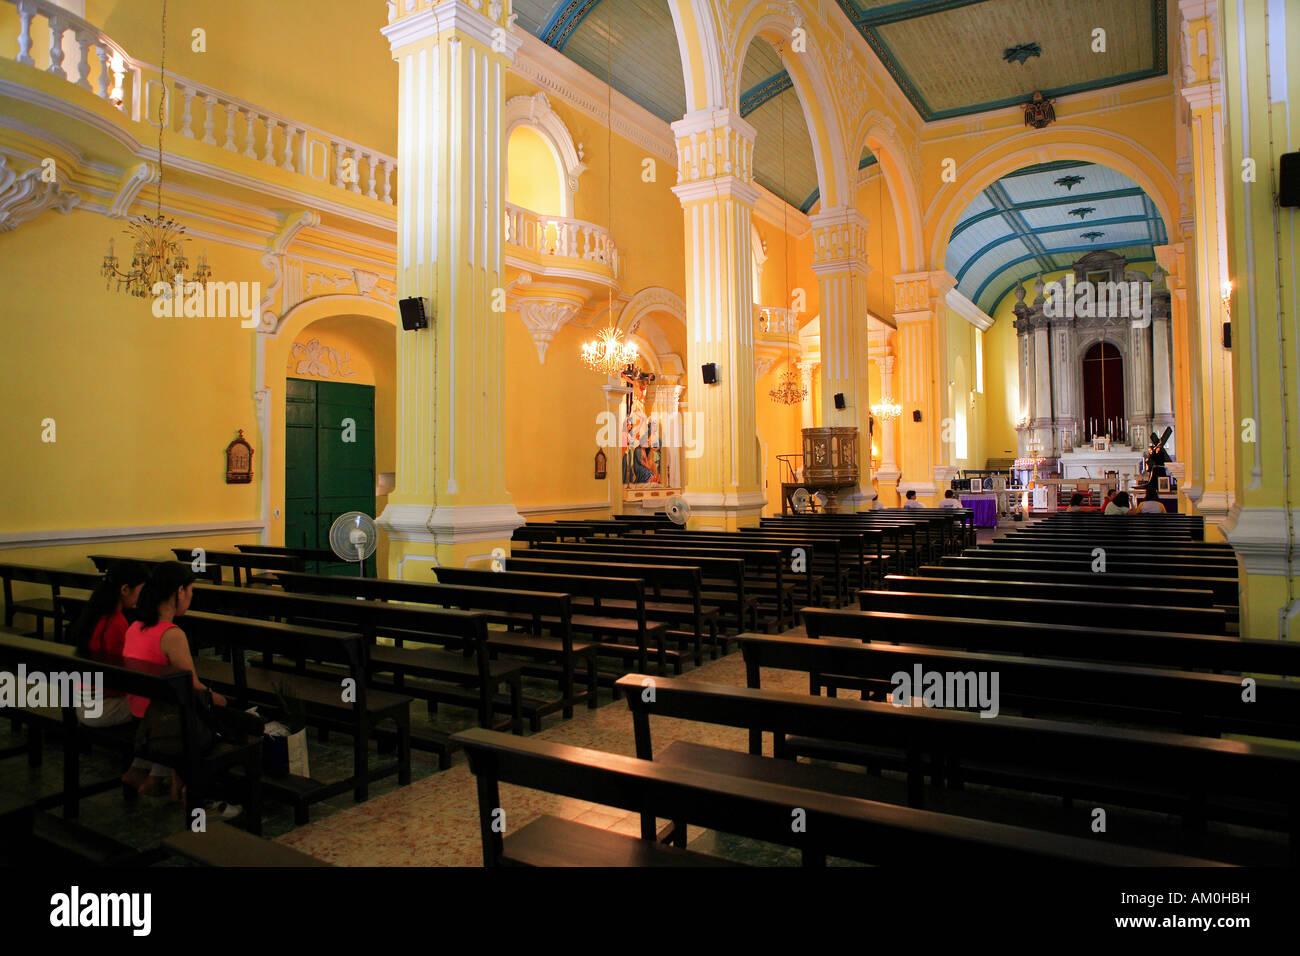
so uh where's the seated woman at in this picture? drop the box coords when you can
[122,562,227,797]
[1103,491,1136,515]
[1100,487,1118,511]
[1067,492,1086,512]
[72,560,148,728]
[1136,483,1168,514]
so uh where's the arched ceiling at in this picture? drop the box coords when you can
[945,161,1168,316]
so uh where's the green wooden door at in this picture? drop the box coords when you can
[284,378,377,575]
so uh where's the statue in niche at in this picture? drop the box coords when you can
[620,365,661,487]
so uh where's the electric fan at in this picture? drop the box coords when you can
[328,511,379,578]
[790,487,811,514]
[665,495,691,526]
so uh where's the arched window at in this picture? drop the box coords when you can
[506,126,565,217]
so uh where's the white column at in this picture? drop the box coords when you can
[797,360,817,430]
[877,353,900,481]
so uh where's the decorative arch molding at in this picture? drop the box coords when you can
[504,92,587,217]
[750,221,767,302]
[664,0,727,112]
[732,9,849,210]
[849,115,924,272]
[924,130,1179,271]
[618,286,687,334]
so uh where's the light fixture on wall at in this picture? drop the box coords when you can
[100,0,212,298]
[1220,278,1233,318]
[870,398,902,421]
[768,57,806,408]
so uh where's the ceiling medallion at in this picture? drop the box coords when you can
[1023,91,1056,129]
[768,365,807,406]
[1003,42,1042,66]
[1054,174,1085,190]
[1081,231,1106,242]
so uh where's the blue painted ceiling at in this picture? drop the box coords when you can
[944,161,1168,316]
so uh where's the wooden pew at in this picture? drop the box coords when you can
[643,531,827,609]
[171,548,305,587]
[501,556,721,664]
[882,574,1217,608]
[523,542,758,633]
[957,546,1238,572]
[89,554,223,584]
[272,571,591,722]
[454,726,1224,866]
[927,558,1239,607]
[617,673,1296,863]
[858,589,1227,634]
[164,821,331,867]
[0,563,104,641]
[433,567,678,676]
[0,628,264,834]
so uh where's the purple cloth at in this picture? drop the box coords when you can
[960,496,998,528]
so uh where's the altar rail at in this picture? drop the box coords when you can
[5,0,396,204]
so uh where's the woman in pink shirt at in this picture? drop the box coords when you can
[71,560,147,727]
[122,562,227,796]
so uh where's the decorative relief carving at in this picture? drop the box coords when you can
[288,337,355,378]
[0,154,81,232]
[517,299,581,363]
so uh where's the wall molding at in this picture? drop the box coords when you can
[517,501,609,516]
[0,519,267,551]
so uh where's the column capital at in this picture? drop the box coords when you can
[892,270,955,318]
[382,0,519,58]
[809,206,870,276]
[671,175,759,207]
[671,109,756,189]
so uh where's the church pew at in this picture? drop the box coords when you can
[857,589,1227,634]
[432,567,678,677]
[649,530,843,604]
[758,521,890,574]
[956,547,1239,572]
[164,820,331,867]
[455,725,1224,866]
[0,563,104,641]
[0,628,264,833]
[271,571,592,721]
[500,556,720,664]
[171,548,304,587]
[520,542,758,634]
[88,554,223,584]
[882,574,1217,608]
[614,676,1251,864]
[980,540,1236,560]
[931,557,1239,606]
[552,538,796,630]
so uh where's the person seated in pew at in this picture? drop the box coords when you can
[939,490,961,509]
[1100,487,1118,511]
[72,560,147,728]
[903,489,923,509]
[122,563,227,798]
[1103,491,1137,515]
[1136,483,1168,514]
[1067,492,1086,512]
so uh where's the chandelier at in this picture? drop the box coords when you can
[769,365,806,405]
[581,325,638,375]
[870,398,902,421]
[100,0,211,298]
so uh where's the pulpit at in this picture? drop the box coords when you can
[781,427,860,513]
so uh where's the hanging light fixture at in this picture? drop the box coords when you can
[870,398,902,421]
[101,0,211,298]
[580,11,634,376]
[769,58,806,407]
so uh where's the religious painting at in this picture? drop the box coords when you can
[620,366,663,488]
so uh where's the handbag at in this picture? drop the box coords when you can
[134,688,217,762]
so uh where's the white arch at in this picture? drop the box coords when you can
[504,93,587,218]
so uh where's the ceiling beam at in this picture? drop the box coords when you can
[950,187,1147,240]
[740,71,793,117]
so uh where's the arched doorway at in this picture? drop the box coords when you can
[1082,342,1125,441]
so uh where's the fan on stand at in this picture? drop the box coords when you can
[790,487,811,514]
[328,512,378,578]
[665,495,691,526]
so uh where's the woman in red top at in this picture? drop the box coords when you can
[72,561,147,727]
[121,562,227,796]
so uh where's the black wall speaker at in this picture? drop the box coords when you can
[701,362,718,385]
[399,296,428,331]
[1280,152,1300,207]
[833,393,846,410]
[912,409,922,423]
[1223,321,1232,349]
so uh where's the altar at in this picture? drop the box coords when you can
[1058,445,1144,481]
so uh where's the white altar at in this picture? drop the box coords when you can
[1058,445,1144,481]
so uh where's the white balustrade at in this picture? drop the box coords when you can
[504,203,623,278]
[4,0,398,206]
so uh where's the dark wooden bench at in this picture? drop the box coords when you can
[858,589,1227,634]
[924,559,1240,607]
[434,567,676,677]
[0,628,264,834]
[501,556,720,664]
[649,530,833,607]
[164,820,331,866]
[957,546,1238,573]
[525,542,758,633]
[0,563,104,641]
[882,574,1217,608]
[88,554,223,584]
[171,548,305,587]
[618,672,1295,863]
[273,571,590,723]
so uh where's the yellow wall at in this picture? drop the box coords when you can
[506,126,565,216]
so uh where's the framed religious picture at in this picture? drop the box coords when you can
[225,429,254,484]
[1157,476,1171,494]
[969,478,983,493]
[594,448,607,480]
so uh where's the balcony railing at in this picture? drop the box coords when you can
[504,202,621,279]
[756,305,798,336]
[5,0,396,205]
